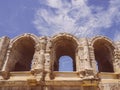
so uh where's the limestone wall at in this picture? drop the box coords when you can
[0,33,119,90]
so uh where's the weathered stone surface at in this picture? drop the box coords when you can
[0,33,119,90]
[0,36,10,70]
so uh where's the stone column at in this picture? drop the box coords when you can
[83,38,91,70]
[114,42,120,73]
[114,49,120,73]
[44,38,52,80]
[89,46,97,74]
[31,37,46,81]
[77,46,84,72]
[76,46,81,72]
[78,38,94,79]
[1,44,12,79]
[0,37,10,70]
[83,39,95,79]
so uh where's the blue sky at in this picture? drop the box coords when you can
[0,0,120,71]
[59,56,73,71]
[0,0,120,40]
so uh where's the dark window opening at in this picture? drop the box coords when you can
[93,39,114,72]
[53,37,77,71]
[10,37,35,71]
[59,56,73,71]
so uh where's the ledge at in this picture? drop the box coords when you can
[9,71,34,81]
[0,71,119,87]
[98,72,119,79]
[45,79,99,86]
[52,71,79,80]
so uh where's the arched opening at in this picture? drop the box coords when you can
[93,38,114,72]
[59,56,73,71]
[9,36,35,71]
[52,35,78,71]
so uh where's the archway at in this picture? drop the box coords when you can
[52,34,78,71]
[8,36,36,71]
[93,38,114,72]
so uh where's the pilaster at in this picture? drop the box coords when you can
[44,38,52,80]
[31,37,46,81]
[114,42,120,73]
[0,37,10,70]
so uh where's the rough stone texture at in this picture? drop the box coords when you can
[0,36,10,70]
[0,33,120,90]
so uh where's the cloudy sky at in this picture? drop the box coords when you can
[0,0,120,41]
[0,0,119,71]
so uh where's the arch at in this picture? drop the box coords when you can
[52,33,79,71]
[91,36,115,47]
[10,33,39,46]
[91,36,115,72]
[4,33,39,71]
[52,33,79,45]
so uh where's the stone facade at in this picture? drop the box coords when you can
[0,33,120,90]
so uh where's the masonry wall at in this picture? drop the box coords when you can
[0,33,119,90]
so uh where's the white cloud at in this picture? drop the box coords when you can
[47,0,62,8]
[33,0,120,38]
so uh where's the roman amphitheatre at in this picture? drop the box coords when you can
[0,33,119,90]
